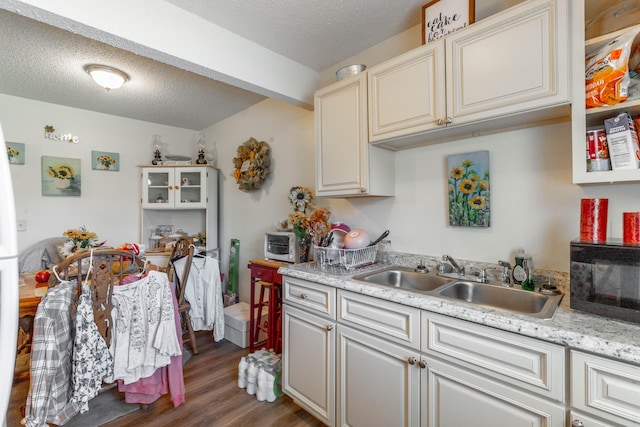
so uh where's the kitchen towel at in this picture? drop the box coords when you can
[580,198,608,242]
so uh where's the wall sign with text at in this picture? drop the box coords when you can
[422,0,475,44]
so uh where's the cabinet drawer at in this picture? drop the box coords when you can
[249,265,274,282]
[338,290,420,350]
[424,312,565,402]
[571,350,640,426]
[283,277,336,320]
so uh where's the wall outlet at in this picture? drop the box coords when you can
[16,219,26,231]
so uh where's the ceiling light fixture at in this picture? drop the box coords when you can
[84,64,129,91]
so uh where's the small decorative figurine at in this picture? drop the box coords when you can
[195,148,207,164]
[152,148,162,165]
[195,133,208,164]
[151,134,162,165]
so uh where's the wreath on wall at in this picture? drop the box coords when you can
[232,137,271,192]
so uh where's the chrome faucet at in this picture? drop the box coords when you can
[498,260,512,287]
[442,255,464,276]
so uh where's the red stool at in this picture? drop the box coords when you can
[253,280,282,351]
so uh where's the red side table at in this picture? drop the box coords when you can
[248,259,287,353]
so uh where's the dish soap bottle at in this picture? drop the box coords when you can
[513,248,535,291]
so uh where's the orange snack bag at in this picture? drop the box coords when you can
[586,30,639,108]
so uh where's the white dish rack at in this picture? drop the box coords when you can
[315,245,378,271]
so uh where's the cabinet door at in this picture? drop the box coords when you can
[569,411,619,427]
[368,41,446,142]
[315,74,369,196]
[446,0,568,125]
[337,325,420,427]
[174,167,207,209]
[141,168,175,208]
[571,350,640,426]
[282,304,335,426]
[427,358,565,427]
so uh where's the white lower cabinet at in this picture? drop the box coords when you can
[336,325,421,426]
[569,411,619,427]
[427,357,565,426]
[282,278,337,426]
[570,350,640,427]
[284,282,568,426]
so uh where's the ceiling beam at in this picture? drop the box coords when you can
[1,0,317,109]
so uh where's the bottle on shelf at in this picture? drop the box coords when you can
[513,248,535,291]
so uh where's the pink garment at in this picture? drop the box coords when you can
[116,274,186,407]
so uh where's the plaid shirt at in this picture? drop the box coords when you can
[25,281,80,427]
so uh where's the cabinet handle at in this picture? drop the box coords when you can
[571,420,584,427]
[445,117,453,124]
[407,357,416,365]
[299,293,308,299]
[326,325,333,331]
[418,360,427,369]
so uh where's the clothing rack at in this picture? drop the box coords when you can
[48,249,145,347]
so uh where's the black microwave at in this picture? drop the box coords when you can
[570,239,640,324]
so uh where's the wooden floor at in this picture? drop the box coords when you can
[9,333,325,427]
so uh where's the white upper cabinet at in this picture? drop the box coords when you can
[571,0,640,184]
[446,0,568,122]
[370,0,570,150]
[368,41,446,142]
[315,73,395,197]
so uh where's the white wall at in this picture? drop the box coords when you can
[0,94,199,254]
[202,98,315,303]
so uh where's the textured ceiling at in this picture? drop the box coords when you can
[0,0,511,131]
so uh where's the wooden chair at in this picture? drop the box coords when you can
[167,237,198,355]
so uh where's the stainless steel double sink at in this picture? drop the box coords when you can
[353,266,563,319]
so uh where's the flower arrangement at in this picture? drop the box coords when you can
[192,231,206,248]
[60,225,102,257]
[6,146,20,163]
[47,163,76,181]
[96,154,117,169]
[232,137,271,191]
[289,186,314,212]
[286,185,330,241]
[448,158,490,227]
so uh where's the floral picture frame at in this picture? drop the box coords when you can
[6,142,25,165]
[422,0,475,44]
[42,155,81,197]
[447,150,489,227]
[92,150,119,171]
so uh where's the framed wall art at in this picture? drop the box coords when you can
[447,150,489,227]
[42,155,81,197]
[92,150,119,171]
[5,142,25,165]
[422,0,475,44]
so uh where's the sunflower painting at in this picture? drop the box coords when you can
[447,151,490,227]
[42,155,81,197]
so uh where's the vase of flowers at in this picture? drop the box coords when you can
[6,146,20,163]
[191,231,206,251]
[47,164,75,189]
[96,154,117,170]
[60,226,102,257]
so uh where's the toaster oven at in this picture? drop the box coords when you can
[570,239,640,324]
[264,231,299,263]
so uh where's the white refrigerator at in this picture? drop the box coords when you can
[0,121,19,427]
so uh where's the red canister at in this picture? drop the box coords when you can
[623,212,640,244]
[586,129,611,172]
[580,198,608,242]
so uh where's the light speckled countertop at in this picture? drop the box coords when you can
[278,261,640,366]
